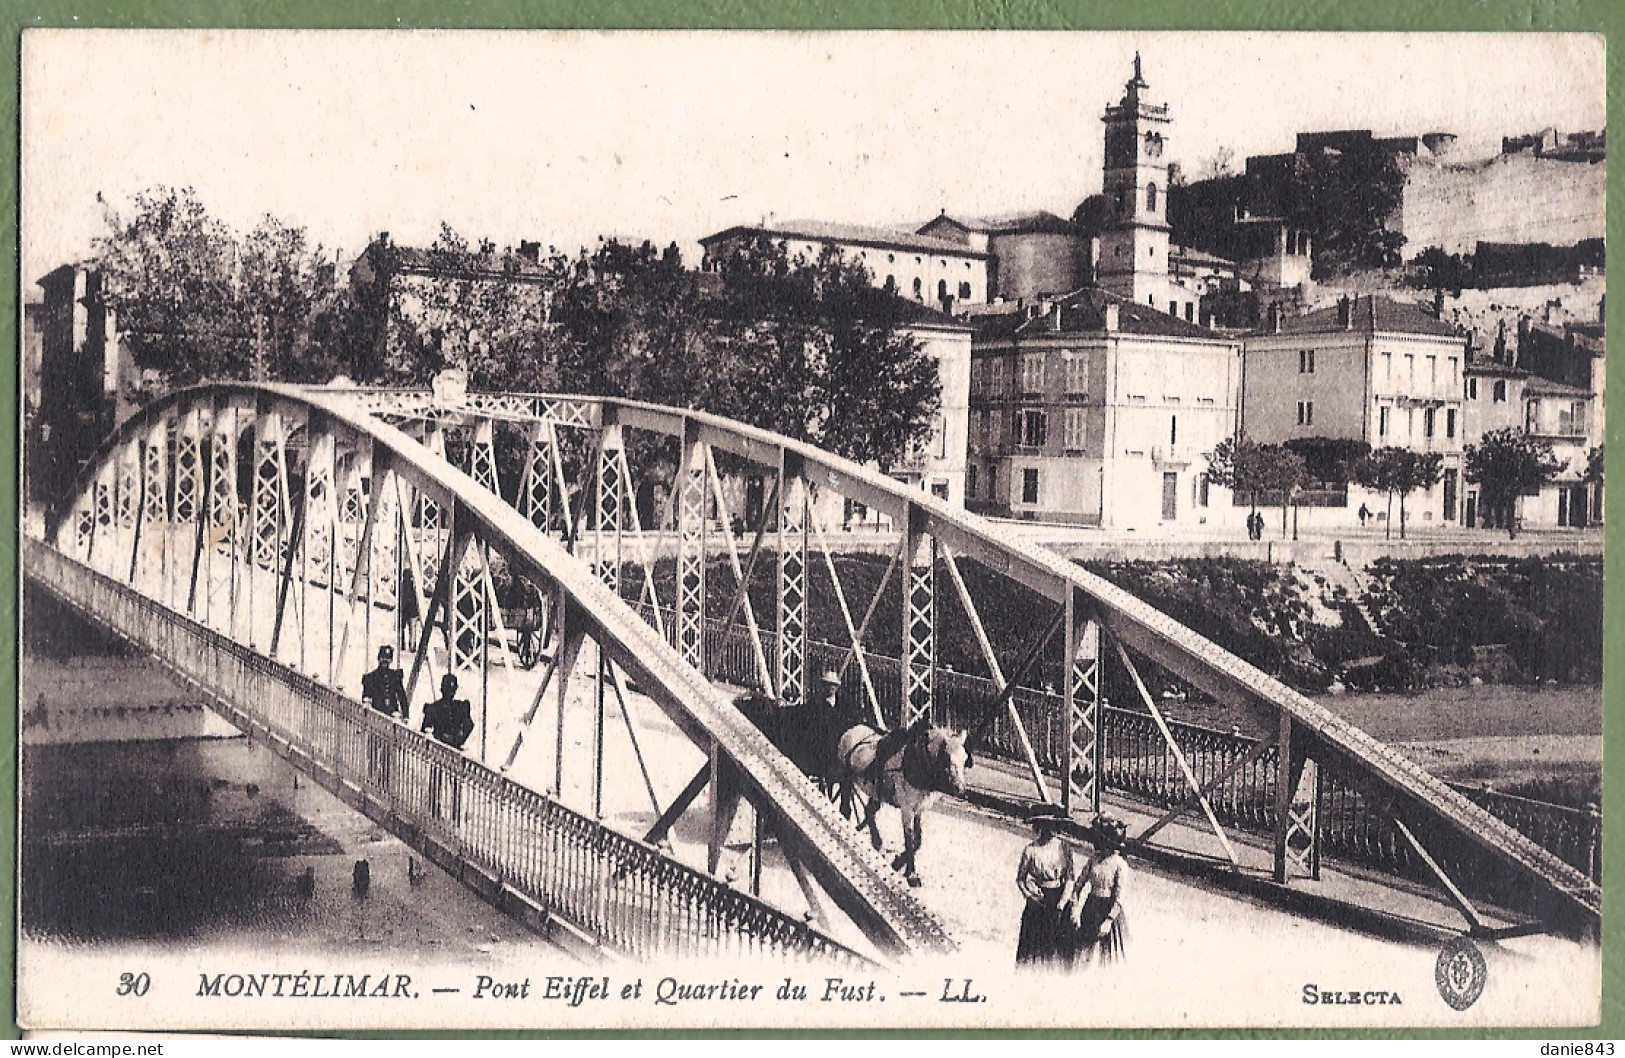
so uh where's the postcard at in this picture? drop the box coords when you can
[16,29,1606,1032]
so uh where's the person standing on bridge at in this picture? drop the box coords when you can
[1015,804,1076,969]
[422,674,475,751]
[362,646,408,721]
[1068,814,1130,967]
[421,674,475,824]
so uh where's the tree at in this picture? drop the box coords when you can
[1584,443,1604,486]
[1282,437,1371,487]
[1257,444,1309,538]
[1465,429,1565,538]
[1286,146,1408,276]
[1206,436,1272,517]
[1354,447,1443,539]
[93,186,355,391]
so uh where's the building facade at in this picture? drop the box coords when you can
[1242,295,1468,528]
[698,221,993,309]
[968,289,1242,528]
[915,211,1086,302]
[1461,361,1601,529]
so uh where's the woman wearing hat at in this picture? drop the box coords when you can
[1014,804,1076,967]
[1068,814,1130,967]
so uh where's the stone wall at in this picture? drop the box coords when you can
[1397,155,1605,258]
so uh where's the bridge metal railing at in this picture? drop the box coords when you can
[27,539,869,966]
[638,600,1601,911]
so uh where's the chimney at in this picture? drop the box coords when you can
[1104,302,1120,332]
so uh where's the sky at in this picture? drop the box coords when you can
[21,31,1607,290]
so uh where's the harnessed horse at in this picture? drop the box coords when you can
[831,719,972,887]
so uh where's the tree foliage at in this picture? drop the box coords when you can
[93,187,356,392]
[1286,147,1408,276]
[1282,436,1370,486]
[1465,428,1566,537]
[90,189,942,473]
[1354,447,1444,539]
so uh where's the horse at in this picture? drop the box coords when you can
[830,719,972,887]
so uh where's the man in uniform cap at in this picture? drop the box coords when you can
[361,645,408,721]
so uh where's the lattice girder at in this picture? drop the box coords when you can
[676,435,709,669]
[902,510,935,728]
[1064,597,1102,815]
[776,469,808,705]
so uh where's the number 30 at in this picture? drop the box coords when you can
[117,972,151,997]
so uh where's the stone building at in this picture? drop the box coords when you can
[968,289,1242,528]
[349,233,563,381]
[1242,294,1468,529]
[915,210,1086,302]
[1460,359,1597,529]
[698,220,993,309]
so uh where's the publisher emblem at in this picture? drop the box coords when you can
[1435,936,1487,1011]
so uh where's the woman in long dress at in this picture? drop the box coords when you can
[1069,814,1130,967]
[1015,805,1075,967]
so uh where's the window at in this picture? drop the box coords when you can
[1170,415,1178,446]
[1428,356,1437,390]
[1405,354,1415,389]
[933,414,947,459]
[1020,352,1046,394]
[1299,349,1316,373]
[1018,409,1048,449]
[987,465,998,499]
[958,281,972,300]
[1064,408,1088,450]
[912,277,922,299]
[1065,355,1088,397]
[1406,408,1415,438]
[1467,377,1478,400]
[967,464,978,499]
[1493,379,1507,403]
[885,274,896,291]
[1424,407,1436,438]
[1021,468,1041,504]
[1296,401,1314,426]
[1446,408,1457,439]
[937,279,948,301]
[1185,302,1195,322]
[986,358,1006,397]
[1146,183,1158,212]
[1379,405,1390,437]
[1449,357,1459,390]
[1382,352,1392,386]
[1196,473,1211,507]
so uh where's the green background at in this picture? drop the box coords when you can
[0,0,1617,1040]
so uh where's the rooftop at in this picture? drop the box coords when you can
[918,211,1076,237]
[1258,295,1462,339]
[973,288,1226,343]
[700,219,991,259]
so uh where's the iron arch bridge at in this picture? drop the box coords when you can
[29,382,1599,962]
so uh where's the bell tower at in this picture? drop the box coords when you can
[1096,54,1173,308]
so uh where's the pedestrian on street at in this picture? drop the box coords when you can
[1016,804,1076,969]
[1067,814,1130,968]
[817,669,842,710]
[1358,503,1371,527]
[361,645,408,721]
